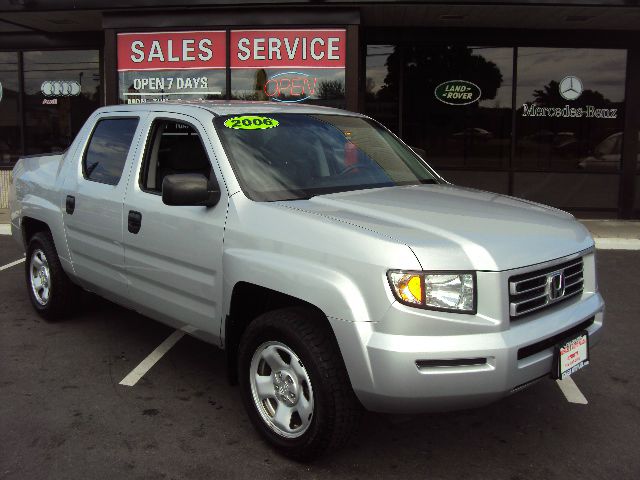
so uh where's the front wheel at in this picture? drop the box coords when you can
[25,231,76,319]
[238,307,360,461]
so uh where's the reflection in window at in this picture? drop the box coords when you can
[0,52,20,166]
[23,50,101,155]
[515,48,627,172]
[366,45,513,173]
[365,45,399,134]
[214,113,436,201]
[84,118,139,186]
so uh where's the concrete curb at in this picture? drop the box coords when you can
[593,238,640,250]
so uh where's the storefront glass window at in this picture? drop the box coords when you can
[365,45,399,134]
[231,68,345,107]
[119,69,226,103]
[366,45,513,176]
[402,46,513,172]
[515,48,627,172]
[117,31,226,103]
[0,52,20,166]
[230,30,346,108]
[23,50,101,155]
[513,48,627,212]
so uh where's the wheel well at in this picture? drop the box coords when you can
[21,217,51,246]
[225,282,328,385]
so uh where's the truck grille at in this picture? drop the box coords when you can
[509,258,584,319]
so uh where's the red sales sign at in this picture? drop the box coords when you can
[117,31,226,71]
[230,29,346,69]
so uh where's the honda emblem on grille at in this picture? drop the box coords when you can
[548,271,565,300]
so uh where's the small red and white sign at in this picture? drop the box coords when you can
[558,332,589,379]
[117,31,226,72]
[231,29,346,69]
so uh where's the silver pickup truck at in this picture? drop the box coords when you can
[9,102,604,460]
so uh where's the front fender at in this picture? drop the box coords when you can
[221,248,382,395]
[15,196,73,276]
[222,248,377,325]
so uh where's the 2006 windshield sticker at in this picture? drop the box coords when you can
[223,116,279,130]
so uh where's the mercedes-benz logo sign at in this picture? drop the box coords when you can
[41,80,81,97]
[559,76,583,101]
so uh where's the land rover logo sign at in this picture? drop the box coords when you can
[41,80,81,97]
[435,80,482,106]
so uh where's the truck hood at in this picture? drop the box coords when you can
[281,184,593,271]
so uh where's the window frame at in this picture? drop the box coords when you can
[82,116,141,186]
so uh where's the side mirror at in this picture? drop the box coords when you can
[162,173,220,207]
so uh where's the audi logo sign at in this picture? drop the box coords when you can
[41,80,81,97]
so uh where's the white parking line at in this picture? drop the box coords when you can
[0,258,25,271]
[119,329,186,387]
[595,238,640,250]
[556,376,588,404]
[0,224,11,235]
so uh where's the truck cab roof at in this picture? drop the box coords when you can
[96,101,363,118]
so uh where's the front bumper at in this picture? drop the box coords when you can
[331,291,604,413]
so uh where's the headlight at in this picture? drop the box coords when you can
[387,270,475,313]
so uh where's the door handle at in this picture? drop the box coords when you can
[128,210,142,234]
[65,195,75,214]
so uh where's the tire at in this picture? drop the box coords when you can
[238,307,361,461]
[25,231,76,320]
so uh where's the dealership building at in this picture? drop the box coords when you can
[0,0,639,217]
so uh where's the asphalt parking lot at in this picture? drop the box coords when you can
[1,235,639,480]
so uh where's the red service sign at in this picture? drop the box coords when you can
[231,29,346,69]
[117,31,226,71]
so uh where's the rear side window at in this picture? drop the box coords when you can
[83,118,139,185]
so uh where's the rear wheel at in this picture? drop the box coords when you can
[25,231,76,319]
[238,307,360,461]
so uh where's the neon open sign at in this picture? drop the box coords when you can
[264,71,318,103]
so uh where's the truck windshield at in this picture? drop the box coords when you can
[214,113,439,201]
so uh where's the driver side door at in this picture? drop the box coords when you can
[122,112,227,344]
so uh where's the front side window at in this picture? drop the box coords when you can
[83,118,139,185]
[140,119,212,193]
[214,113,438,201]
